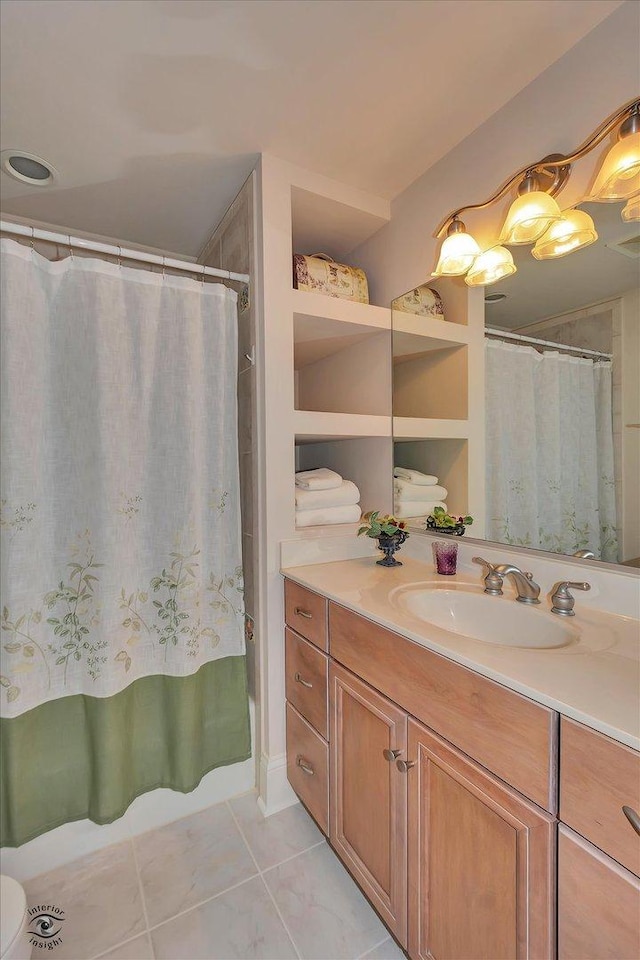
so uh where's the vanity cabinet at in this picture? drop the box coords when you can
[329,662,408,944]
[407,717,555,960]
[557,718,640,960]
[558,825,640,960]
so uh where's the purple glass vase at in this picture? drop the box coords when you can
[433,540,458,575]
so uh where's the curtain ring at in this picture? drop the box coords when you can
[201,264,206,284]
[162,255,166,279]
[118,246,122,267]
[30,226,35,252]
[67,235,74,260]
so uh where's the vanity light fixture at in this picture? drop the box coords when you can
[532,208,598,260]
[431,97,640,280]
[499,171,563,245]
[431,218,481,277]
[621,193,640,222]
[588,107,640,202]
[465,245,516,286]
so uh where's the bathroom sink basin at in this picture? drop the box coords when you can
[391,582,577,649]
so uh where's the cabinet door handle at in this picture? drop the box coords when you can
[296,756,314,776]
[295,607,313,619]
[295,672,313,689]
[396,759,416,773]
[623,805,640,836]
[383,749,402,761]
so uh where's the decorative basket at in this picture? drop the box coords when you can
[394,286,444,320]
[293,253,369,304]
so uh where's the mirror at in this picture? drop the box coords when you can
[391,198,640,567]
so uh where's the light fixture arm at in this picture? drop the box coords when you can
[434,97,640,238]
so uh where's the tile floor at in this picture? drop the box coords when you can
[24,792,406,960]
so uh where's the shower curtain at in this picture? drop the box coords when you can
[485,339,618,561]
[0,239,250,846]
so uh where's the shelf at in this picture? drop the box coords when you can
[291,187,389,263]
[294,410,391,443]
[293,289,390,328]
[393,418,469,441]
[392,313,471,363]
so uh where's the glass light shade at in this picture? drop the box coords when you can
[500,191,563,244]
[589,133,640,201]
[431,230,480,277]
[622,194,640,222]
[465,246,516,286]
[532,209,598,260]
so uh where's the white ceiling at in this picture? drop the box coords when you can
[0,0,622,256]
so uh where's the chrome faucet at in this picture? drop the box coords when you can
[573,549,595,560]
[493,564,541,604]
[550,580,591,616]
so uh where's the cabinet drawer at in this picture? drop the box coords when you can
[558,825,640,960]
[560,718,640,875]
[285,580,328,651]
[330,602,557,812]
[285,628,329,739]
[286,702,329,834]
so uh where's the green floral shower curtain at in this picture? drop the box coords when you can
[0,239,250,846]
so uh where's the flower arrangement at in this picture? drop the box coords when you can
[425,506,473,536]
[357,511,407,538]
[358,511,409,567]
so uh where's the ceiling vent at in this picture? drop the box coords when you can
[1,150,57,185]
[605,234,640,259]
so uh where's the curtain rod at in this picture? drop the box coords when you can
[485,326,612,360]
[0,220,250,283]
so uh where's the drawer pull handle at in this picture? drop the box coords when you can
[296,756,314,776]
[383,749,402,762]
[396,759,415,773]
[295,607,313,619]
[295,672,313,689]
[622,805,640,836]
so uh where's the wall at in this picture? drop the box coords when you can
[354,1,640,305]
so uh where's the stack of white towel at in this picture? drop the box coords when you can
[295,468,362,528]
[393,467,447,519]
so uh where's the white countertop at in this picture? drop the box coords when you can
[282,555,640,751]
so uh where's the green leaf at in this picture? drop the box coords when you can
[55,657,66,666]
[7,686,20,702]
[3,642,21,653]
[0,675,11,687]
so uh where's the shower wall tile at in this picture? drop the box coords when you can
[25,840,145,960]
[240,452,254,533]
[134,803,257,927]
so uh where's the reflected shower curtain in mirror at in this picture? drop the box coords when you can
[485,339,618,561]
[0,239,250,846]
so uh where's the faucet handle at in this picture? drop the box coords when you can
[550,581,591,617]
[472,557,504,596]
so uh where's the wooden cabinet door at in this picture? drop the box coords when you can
[407,718,555,960]
[558,824,640,960]
[330,662,408,946]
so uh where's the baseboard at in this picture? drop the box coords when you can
[257,751,298,817]
[2,757,255,883]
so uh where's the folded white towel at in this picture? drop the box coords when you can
[295,468,343,490]
[393,500,447,519]
[393,467,438,485]
[295,480,360,510]
[295,504,362,528]
[394,479,448,502]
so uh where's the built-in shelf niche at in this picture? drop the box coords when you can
[393,344,468,420]
[291,186,388,281]
[394,439,469,518]
[296,436,393,523]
